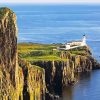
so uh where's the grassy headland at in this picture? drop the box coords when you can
[18,43,91,61]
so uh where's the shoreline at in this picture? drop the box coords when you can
[18,42,100,99]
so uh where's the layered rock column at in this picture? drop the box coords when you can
[0,7,18,85]
[0,7,22,99]
[0,7,45,100]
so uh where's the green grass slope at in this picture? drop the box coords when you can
[18,43,90,61]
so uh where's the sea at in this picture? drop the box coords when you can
[0,4,100,100]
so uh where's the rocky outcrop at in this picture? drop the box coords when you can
[0,7,45,100]
[0,7,100,100]
[18,59,45,100]
[0,7,21,99]
[31,47,100,96]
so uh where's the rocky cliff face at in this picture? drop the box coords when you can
[1,7,100,100]
[31,47,100,97]
[18,59,45,100]
[0,7,21,99]
[0,7,45,100]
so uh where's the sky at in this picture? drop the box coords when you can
[1,0,100,4]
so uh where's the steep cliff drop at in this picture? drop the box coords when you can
[31,46,100,99]
[0,7,45,100]
[1,7,100,100]
[0,7,22,99]
[18,59,45,100]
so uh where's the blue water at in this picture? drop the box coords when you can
[61,71,100,100]
[0,4,100,100]
[0,4,100,61]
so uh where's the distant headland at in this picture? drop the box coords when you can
[0,7,100,100]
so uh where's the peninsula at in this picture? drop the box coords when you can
[0,7,100,100]
[18,42,100,99]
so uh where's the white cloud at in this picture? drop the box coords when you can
[1,0,100,4]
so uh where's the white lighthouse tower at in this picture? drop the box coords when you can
[81,34,86,46]
[58,34,87,50]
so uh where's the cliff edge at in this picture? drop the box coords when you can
[0,7,45,100]
[0,7,20,99]
[0,7,99,100]
[18,43,100,98]
[31,46,100,96]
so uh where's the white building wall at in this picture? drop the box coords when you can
[65,44,70,50]
[58,35,87,50]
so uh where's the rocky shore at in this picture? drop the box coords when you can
[18,43,100,99]
[0,7,100,100]
[31,47,100,98]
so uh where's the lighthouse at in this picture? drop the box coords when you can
[81,34,86,46]
[58,34,87,50]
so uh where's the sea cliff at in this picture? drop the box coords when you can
[0,7,45,100]
[0,7,100,100]
[18,43,100,99]
[31,47,100,96]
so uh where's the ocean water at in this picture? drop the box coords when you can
[60,71,100,100]
[1,4,100,61]
[1,4,100,100]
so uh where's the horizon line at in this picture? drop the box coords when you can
[1,2,100,5]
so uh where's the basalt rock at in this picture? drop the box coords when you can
[31,47,100,96]
[1,7,99,100]
[0,7,45,100]
[0,7,22,99]
[18,59,45,100]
